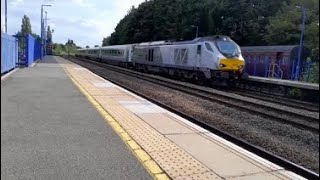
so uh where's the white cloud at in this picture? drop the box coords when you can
[10,0,24,7]
[71,0,95,8]
[48,22,55,29]
[1,0,146,47]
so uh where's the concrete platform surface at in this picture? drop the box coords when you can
[57,56,307,180]
[1,56,151,180]
[249,76,319,90]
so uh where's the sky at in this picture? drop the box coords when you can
[1,0,145,47]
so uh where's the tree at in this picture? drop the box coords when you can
[94,45,99,47]
[21,15,32,36]
[47,26,52,44]
[102,36,111,46]
[14,15,35,51]
[86,46,90,48]
[31,33,41,42]
[265,0,319,61]
[104,0,318,51]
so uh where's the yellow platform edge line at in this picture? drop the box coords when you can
[61,66,170,180]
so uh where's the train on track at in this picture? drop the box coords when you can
[76,36,248,86]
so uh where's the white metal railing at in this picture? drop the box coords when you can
[268,63,284,79]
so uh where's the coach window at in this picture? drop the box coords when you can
[205,43,214,52]
[197,45,201,55]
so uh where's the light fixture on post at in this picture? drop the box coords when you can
[295,5,306,81]
[191,25,199,38]
[40,4,52,60]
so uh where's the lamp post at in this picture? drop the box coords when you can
[5,0,7,33]
[295,6,306,81]
[40,4,51,60]
[44,11,47,56]
[191,25,199,38]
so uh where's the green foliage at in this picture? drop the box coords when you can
[47,26,53,44]
[98,0,320,85]
[106,0,288,45]
[13,15,41,51]
[53,40,78,56]
[21,15,32,36]
[288,88,302,98]
[102,36,111,46]
[264,0,319,62]
[302,63,319,83]
[105,0,318,59]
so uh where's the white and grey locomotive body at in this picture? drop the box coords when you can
[132,36,246,84]
[76,36,246,85]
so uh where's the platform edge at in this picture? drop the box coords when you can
[62,66,170,180]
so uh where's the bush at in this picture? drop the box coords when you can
[302,63,319,83]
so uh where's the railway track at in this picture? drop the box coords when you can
[229,89,319,113]
[65,56,319,180]
[69,56,319,133]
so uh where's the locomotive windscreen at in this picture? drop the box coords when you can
[215,40,241,58]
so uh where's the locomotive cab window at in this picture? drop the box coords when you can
[197,45,201,55]
[205,43,214,52]
[148,49,154,62]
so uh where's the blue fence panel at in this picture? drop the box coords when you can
[264,56,269,77]
[26,34,35,66]
[1,33,18,74]
[34,40,40,60]
[253,57,257,76]
[25,34,41,66]
[291,59,296,80]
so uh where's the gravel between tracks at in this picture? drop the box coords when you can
[70,58,319,174]
[144,72,319,119]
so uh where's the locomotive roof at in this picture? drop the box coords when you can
[136,35,233,47]
[78,47,100,51]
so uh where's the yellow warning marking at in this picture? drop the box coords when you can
[109,121,126,133]
[127,140,141,150]
[120,132,132,141]
[155,173,171,180]
[60,63,169,180]
[135,149,151,162]
[144,160,163,174]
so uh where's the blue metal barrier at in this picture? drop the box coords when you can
[291,60,296,80]
[1,33,18,74]
[25,34,41,66]
[264,56,269,77]
[253,57,257,76]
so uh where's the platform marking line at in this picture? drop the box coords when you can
[61,65,170,180]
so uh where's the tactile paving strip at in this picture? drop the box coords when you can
[149,149,211,178]
[174,172,222,180]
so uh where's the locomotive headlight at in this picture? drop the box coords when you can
[219,64,226,67]
[238,65,244,69]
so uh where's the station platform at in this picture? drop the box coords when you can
[248,76,319,91]
[1,56,307,180]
